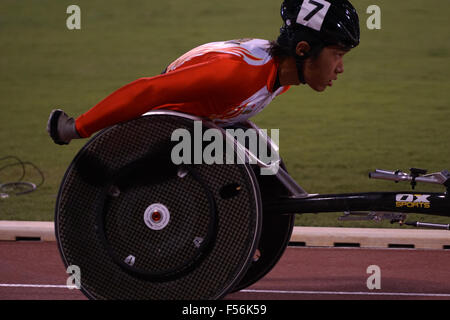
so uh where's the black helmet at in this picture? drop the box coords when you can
[276,0,360,82]
[279,0,360,50]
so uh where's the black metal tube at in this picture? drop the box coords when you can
[264,192,450,217]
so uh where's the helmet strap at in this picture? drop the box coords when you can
[294,57,307,84]
[277,26,325,85]
[294,41,325,85]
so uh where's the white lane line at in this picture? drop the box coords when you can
[241,289,450,297]
[0,284,78,289]
[1,284,449,298]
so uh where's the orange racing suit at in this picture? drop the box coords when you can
[75,39,290,138]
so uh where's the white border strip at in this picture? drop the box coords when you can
[0,221,55,241]
[291,226,450,249]
[0,221,449,249]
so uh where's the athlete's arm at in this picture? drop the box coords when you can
[75,55,265,138]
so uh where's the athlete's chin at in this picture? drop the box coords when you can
[310,85,327,92]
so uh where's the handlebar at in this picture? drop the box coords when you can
[369,169,450,188]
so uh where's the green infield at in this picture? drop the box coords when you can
[0,0,449,228]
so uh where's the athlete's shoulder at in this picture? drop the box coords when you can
[222,38,274,65]
[167,39,274,72]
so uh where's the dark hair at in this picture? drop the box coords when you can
[268,40,290,59]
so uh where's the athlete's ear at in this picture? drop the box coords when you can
[295,41,311,57]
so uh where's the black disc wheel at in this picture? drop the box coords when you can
[55,111,263,300]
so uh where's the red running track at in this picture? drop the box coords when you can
[0,241,449,300]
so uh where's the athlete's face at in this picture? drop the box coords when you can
[302,46,348,92]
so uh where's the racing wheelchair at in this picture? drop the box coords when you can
[55,111,450,299]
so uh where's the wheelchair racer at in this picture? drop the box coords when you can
[47,0,360,145]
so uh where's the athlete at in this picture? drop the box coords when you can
[47,0,360,145]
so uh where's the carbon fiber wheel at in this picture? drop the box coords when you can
[232,159,295,292]
[55,112,262,300]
